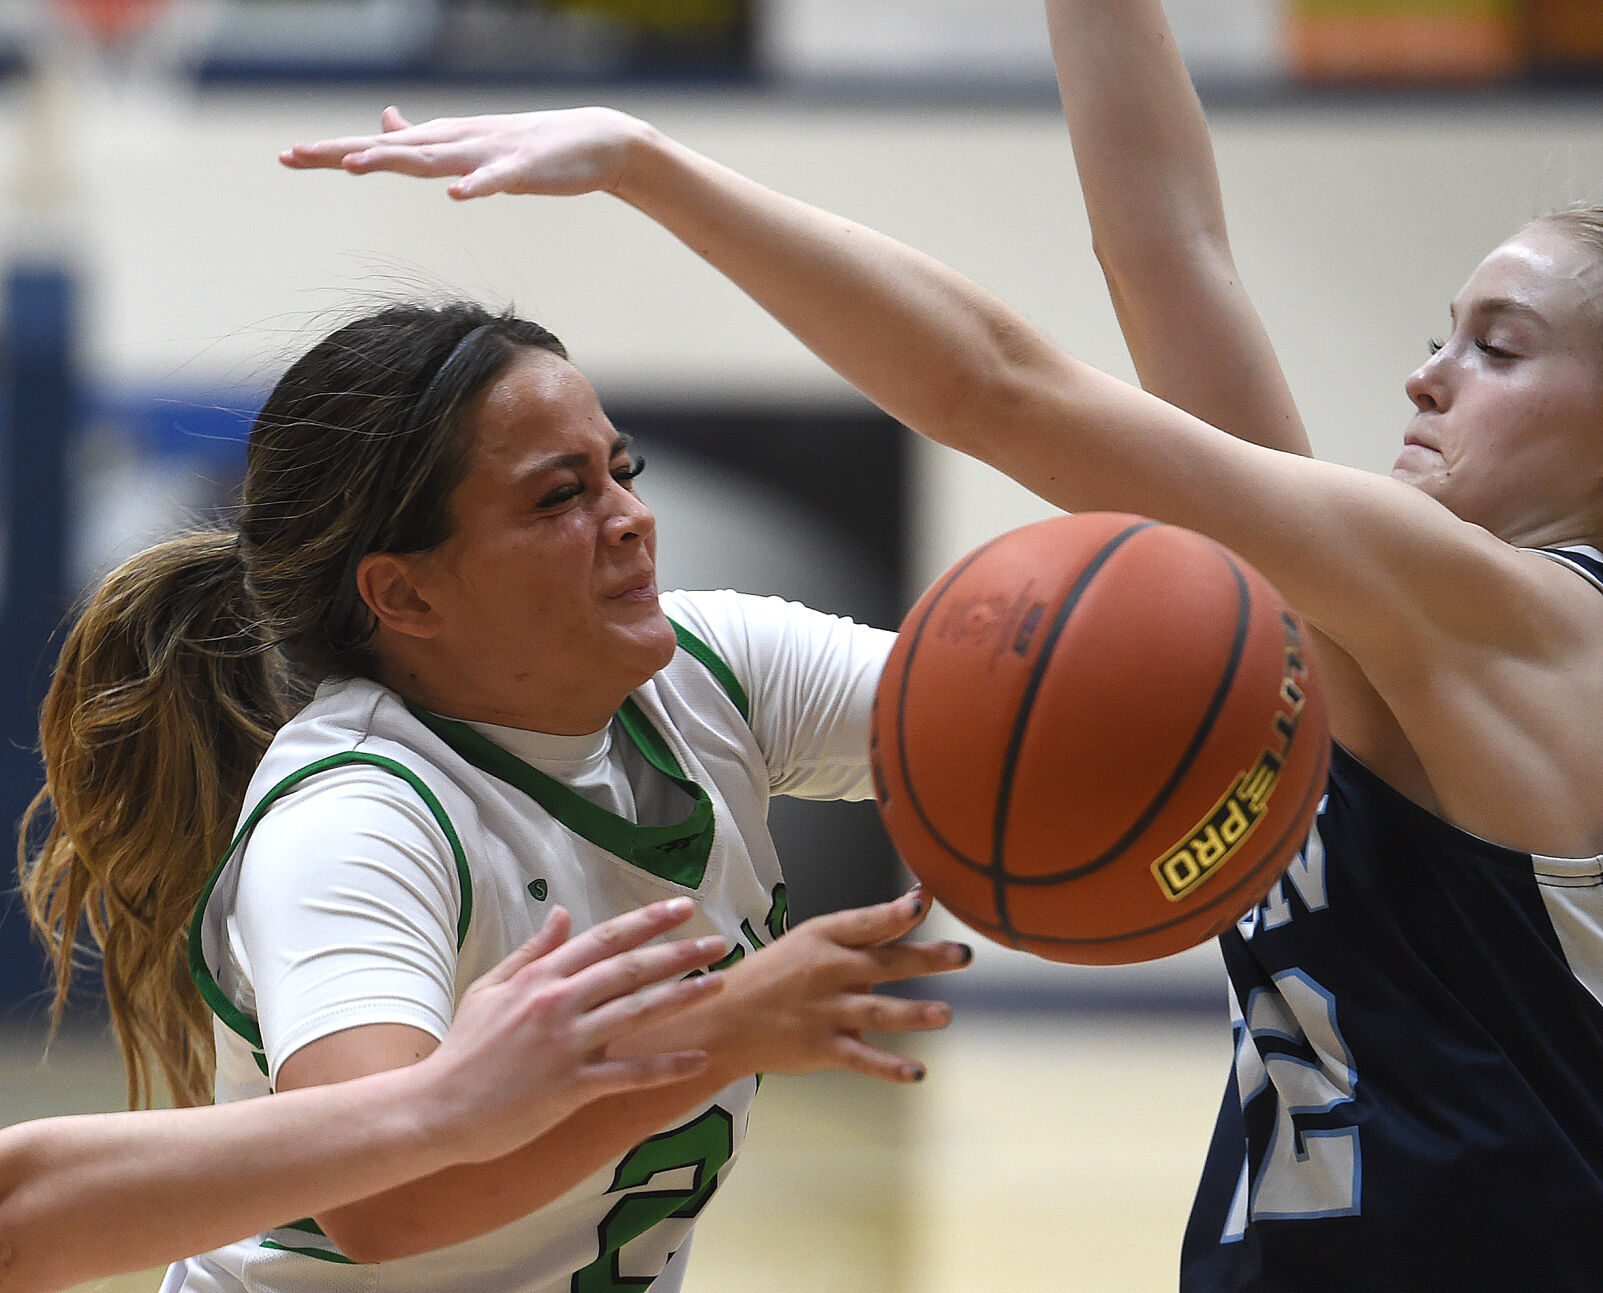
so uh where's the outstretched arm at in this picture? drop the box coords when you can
[282,110,1603,856]
[1046,0,1309,455]
[0,900,724,1293]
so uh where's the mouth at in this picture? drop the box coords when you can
[1401,421,1442,454]
[609,570,659,601]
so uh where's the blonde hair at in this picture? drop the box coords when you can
[1536,204,1603,264]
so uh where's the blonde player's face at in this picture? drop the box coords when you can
[1395,222,1603,547]
[407,347,676,733]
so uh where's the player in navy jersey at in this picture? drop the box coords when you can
[287,35,1603,1288]
[1046,4,1603,1285]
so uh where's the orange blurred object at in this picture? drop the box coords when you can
[1286,0,1523,85]
[54,0,169,49]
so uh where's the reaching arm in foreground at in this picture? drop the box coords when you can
[0,899,724,1293]
[270,889,962,1261]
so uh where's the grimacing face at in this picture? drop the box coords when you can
[396,347,677,734]
[1395,221,1603,549]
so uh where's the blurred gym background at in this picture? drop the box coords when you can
[0,1,1598,1288]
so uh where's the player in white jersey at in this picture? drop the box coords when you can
[286,68,1603,1289]
[23,300,968,1289]
[177,589,898,1290]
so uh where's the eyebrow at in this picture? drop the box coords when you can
[517,434,634,481]
[1450,296,1547,325]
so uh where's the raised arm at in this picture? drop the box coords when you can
[1047,0,1308,454]
[282,109,1603,856]
[0,901,724,1293]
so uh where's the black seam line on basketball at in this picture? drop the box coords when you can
[1032,764,1325,947]
[996,544,1255,892]
[988,518,1161,941]
[946,776,1315,949]
[948,741,1329,949]
[894,533,1009,875]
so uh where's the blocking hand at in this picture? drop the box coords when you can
[281,105,655,202]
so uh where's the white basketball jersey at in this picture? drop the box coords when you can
[168,589,890,1293]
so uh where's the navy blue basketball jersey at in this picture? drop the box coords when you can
[1182,547,1603,1292]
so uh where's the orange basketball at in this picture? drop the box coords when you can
[871,513,1330,965]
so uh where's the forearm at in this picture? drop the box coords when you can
[1049,0,1227,265]
[315,1059,737,1262]
[307,979,759,1262]
[609,125,1040,453]
[0,1068,450,1292]
[316,898,956,1262]
[1046,0,1310,454]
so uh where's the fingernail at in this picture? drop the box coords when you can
[695,936,728,956]
[906,1062,926,1082]
[909,897,924,917]
[664,896,695,916]
[954,943,973,966]
[903,882,924,897]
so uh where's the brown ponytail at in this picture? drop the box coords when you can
[19,529,289,1107]
[20,300,567,1109]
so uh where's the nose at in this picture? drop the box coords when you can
[1405,350,1447,413]
[602,478,655,545]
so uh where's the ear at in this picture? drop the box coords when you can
[357,552,444,639]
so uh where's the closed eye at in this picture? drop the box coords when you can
[535,457,645,509]
[536,482,583,508]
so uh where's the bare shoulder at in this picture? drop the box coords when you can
[1359,541,1603,858]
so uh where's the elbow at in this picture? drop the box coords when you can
[315,1228,409,1267]
[1092,226,1238,324]
[313,1206,423,1265]
[930,318,1078,462]
[0,1136,55,1293]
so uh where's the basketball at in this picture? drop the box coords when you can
[871,512,1330,965]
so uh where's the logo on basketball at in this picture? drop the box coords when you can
[1150,612,1311,902]
[934,588,1050,664]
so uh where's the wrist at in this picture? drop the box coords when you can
[374,1059,474,1169]
[610,119,690,212]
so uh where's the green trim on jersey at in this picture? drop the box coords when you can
[258,1217,355,1265]
[404,620,749,890]
[258,1241,356,1265]
[409,701,715,890]
[186,751,472,1055]
[670,618,749,720]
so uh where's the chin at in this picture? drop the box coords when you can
[621,611,679,678]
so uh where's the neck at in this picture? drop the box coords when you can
[372,648,629,736]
